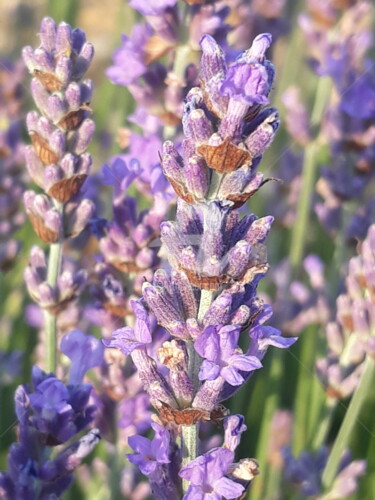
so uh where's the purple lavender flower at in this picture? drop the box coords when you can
[317,224,375,398]
[106,24,151,86]
[179,447,244,499]
[127,422,171,476]
[223,414,247,452]
[0,366,100,499]
[0,58,26,270]
[282,446,366,497]
[60,329,105,384]
[103,301,152,355]
[220,33,274,106]
[195,325,262,386]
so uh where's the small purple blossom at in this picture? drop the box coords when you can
[103,301,152,355]
[106,24,151,86]
[219,33,274,105]
[195,325,262,386]
[127,422,171,476]
[223,415,247,452]
[179,447,244,499]
[60,330,105,385]
[102,157,143,195]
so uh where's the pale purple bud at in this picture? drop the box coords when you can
[185,155,209,200]
[244,109,280,157]
[65,82,82,109]
[200,34,226,83]
[70,119,95,154]
[56,22,72,54]
[226,240,253,279]
[73,42,95,80]
[224,414,247,452]
[187,109,213,144]
[65,199,95,237]
[55,55,72,87]
[39,17,57,52]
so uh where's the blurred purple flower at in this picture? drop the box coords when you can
[60,330,105,385]
[106,24,151,86]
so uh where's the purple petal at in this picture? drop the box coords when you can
[214,476,245,498]
[195,326,220,362]
[60,330,104,384]
[103,326,145,355]
[228,354,262,372]
[221,366,245,386]
[199,360,221,381]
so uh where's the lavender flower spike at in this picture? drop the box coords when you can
[105,31,294,499]
[22,17,96,373]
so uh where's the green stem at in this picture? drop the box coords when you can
[181,423,198,492]
[289,77,332,271]
[311,397,336,450]
[181,290,214,495]
[322,356,375,489]
[292,326,317,454]
[44,204,64,373]
[248,350,284,500]
[289,141,318,270]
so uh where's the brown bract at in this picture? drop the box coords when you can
[33,70,64,92]
[158,110,181,126]
[58,107,87,131]
[181,261,268,291]
[144,35,175,65]
[111,260,144,274]
[30,131,60,165]
[165,175,195,204]
[28,212,60,243]
[227,177,279,209]
[197,139,251,173]
[158,401,228,427]
[48,174,88,203]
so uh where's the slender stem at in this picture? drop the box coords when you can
[181,290,214,495]
[248,350,284,500]
[322,356,375,489]
[289,77,332,271]
[289,141,318,270]
[293,326,317,454]
[44,203,64,373]
[311,397,336,450]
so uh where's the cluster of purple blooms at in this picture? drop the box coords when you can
[0,1,374,499]
[0,330,104,499]
[105,30,298,499]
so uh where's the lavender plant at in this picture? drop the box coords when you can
[1,2,375,499]
[22,17,95,372]
[105,32,297,499]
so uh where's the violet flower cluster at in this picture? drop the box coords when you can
[316,224,375,400]
[301,1,375,241]
[0,59,26,270]
[0,330,104,500]
[106,32,297,499]
[107,0,229,128]
[282,446,366,499]
[22,17,95,346]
